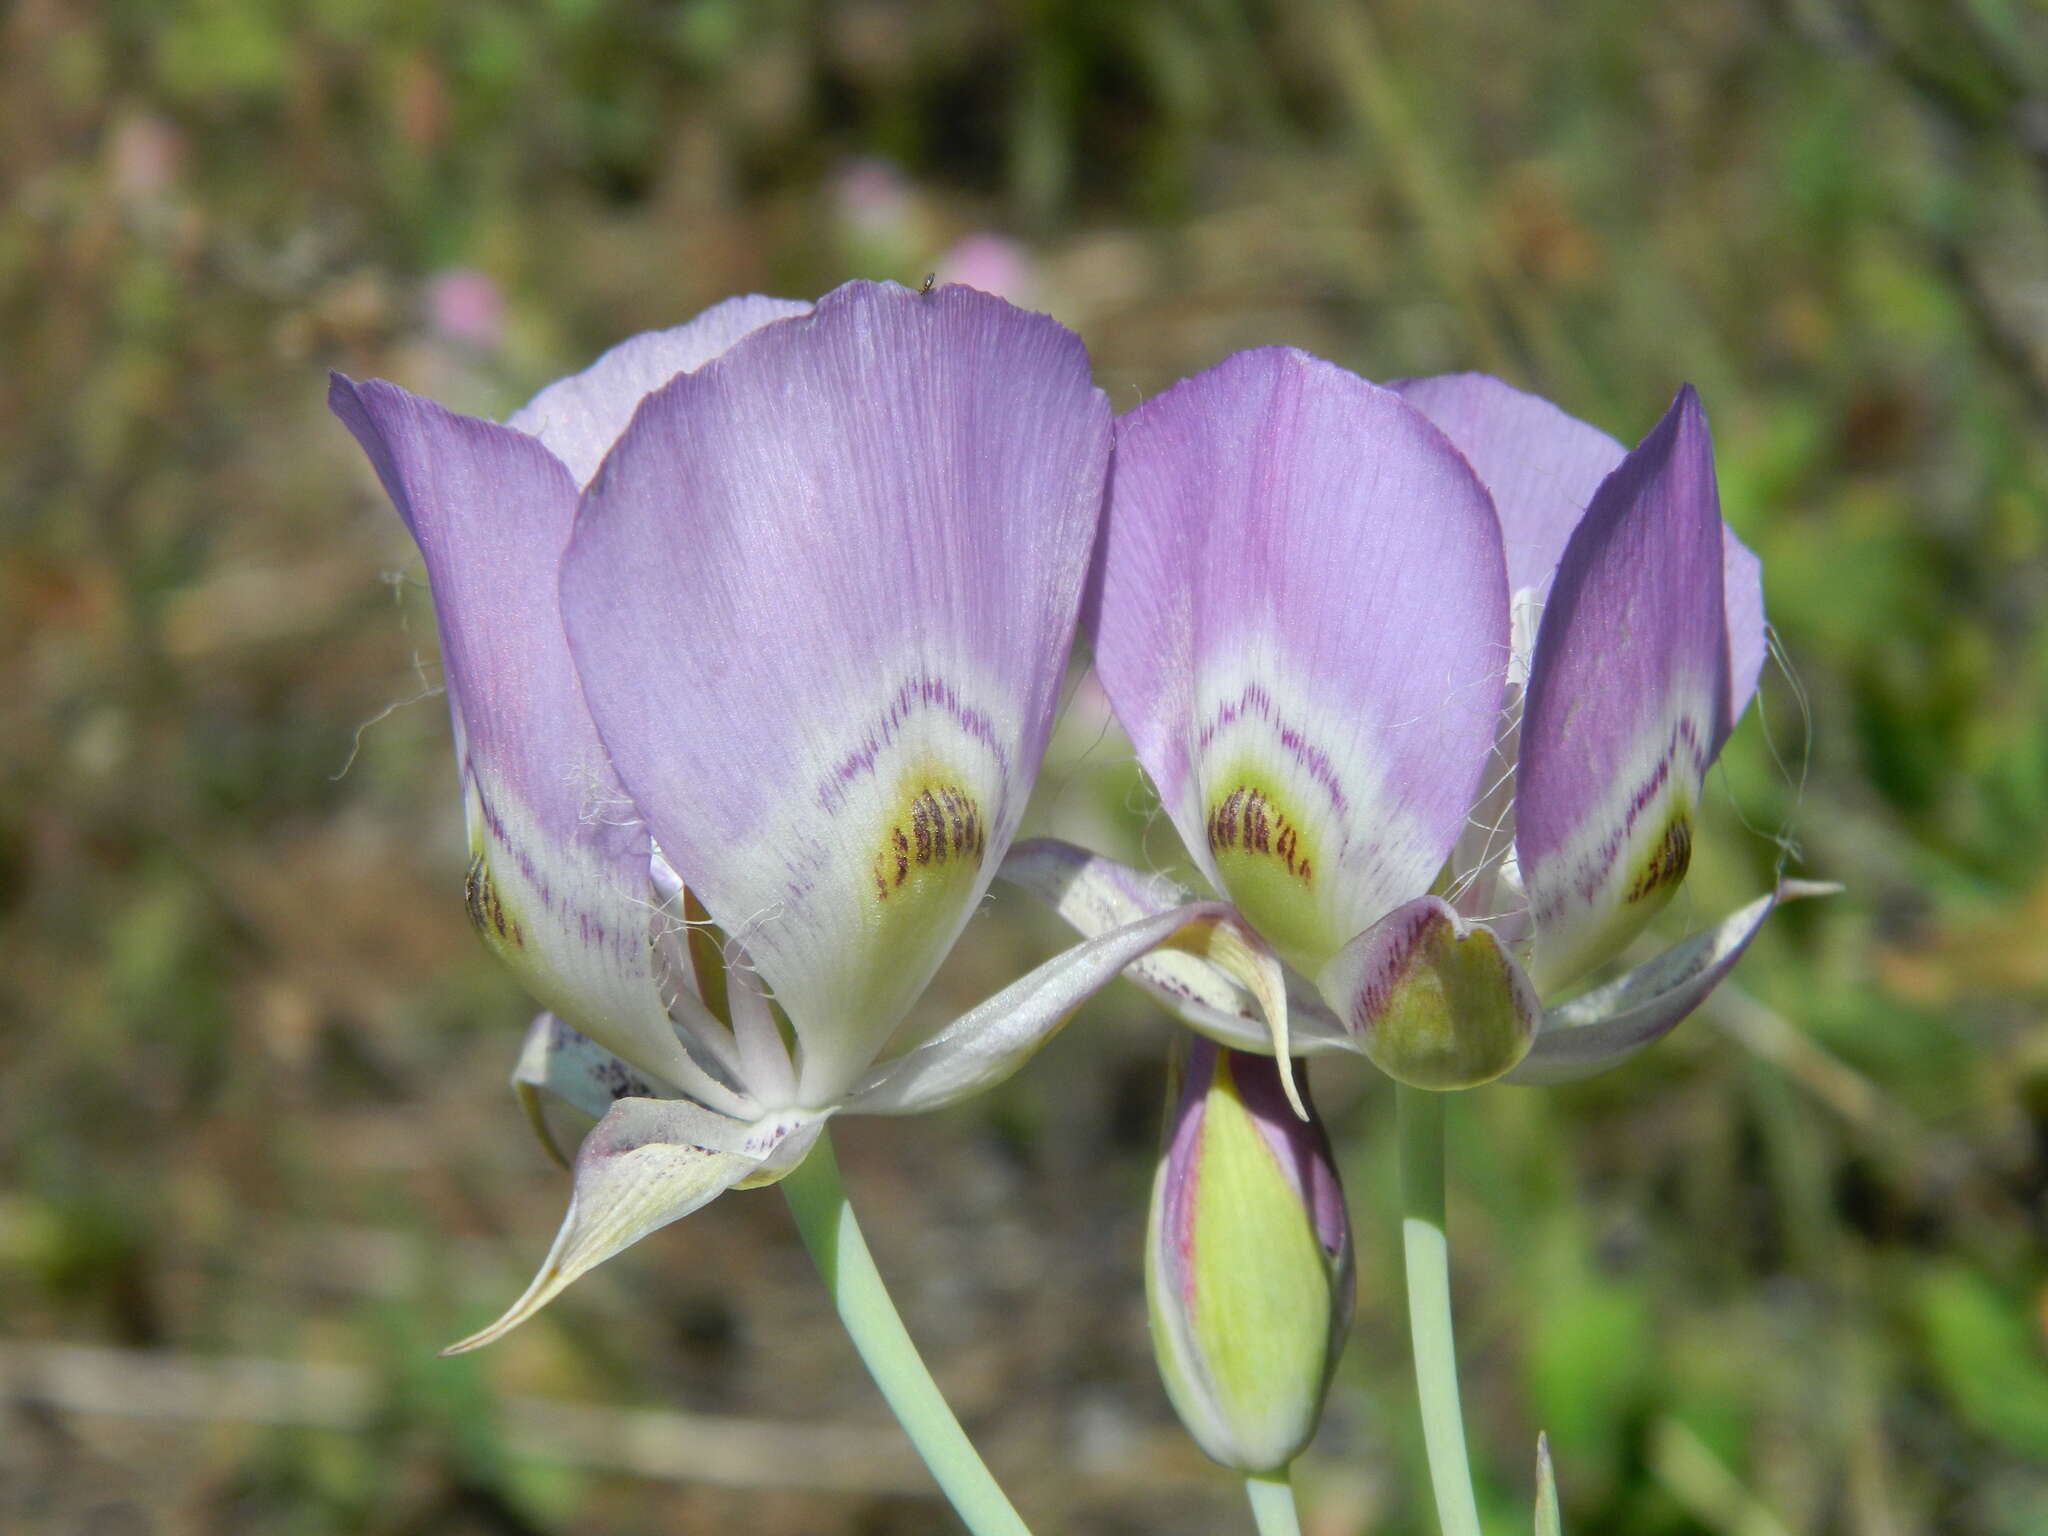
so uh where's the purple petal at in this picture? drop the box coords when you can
[1507,878,1838,1084]
[1399,372,1766,731]
[1723,527,1767,734]
[1315,896,1540,1089]
[329,377,741,1110]
[560,281,1111,1105]
[1516,385,1732,995]
[1394,373,1626,602]
[506,296,811,487]
[1093,349,1510,974]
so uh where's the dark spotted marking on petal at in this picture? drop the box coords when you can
[1625,813,1692,905]
[464,852,524,949]
[596,1053,656,1102]
[1200,769,1338,969]
[871,783,987,900]
[1206,785,1313,883]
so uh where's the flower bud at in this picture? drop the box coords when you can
[1146,1038,1354,1472]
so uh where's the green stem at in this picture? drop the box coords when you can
[782,1130,1033,1536]
[1246,1469,1305,1536]
[1398,1084,1483,1536]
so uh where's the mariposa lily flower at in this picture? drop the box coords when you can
[1004,352,1828,1093]
[331,280,1281,1350]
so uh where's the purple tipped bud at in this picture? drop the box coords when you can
[1146,1038,1354,1472]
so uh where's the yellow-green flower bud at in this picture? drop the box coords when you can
[1146,1038,1354,1473]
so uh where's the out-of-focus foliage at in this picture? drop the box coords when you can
[3,1,2046,1532]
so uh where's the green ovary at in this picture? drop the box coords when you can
[1365,924,1534,1090]
[1203,770,1340,972]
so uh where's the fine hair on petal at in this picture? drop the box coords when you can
[1713,621,1813,883]
[568,753,643,830]
[1031,660,1123,834]
[329,570,445,781]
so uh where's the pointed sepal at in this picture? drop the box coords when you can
[1507,879,1839,1085]
[845,899,1282,1116]
[1317,897,1540,1090]
[1535,1433,1562,1536]
[995,838,1351,1057]
[442,1099,818,1354]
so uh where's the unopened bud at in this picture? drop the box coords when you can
[1146,1038,1354,1472]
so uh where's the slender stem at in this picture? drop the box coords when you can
[1398,1084,1483,1536]
[782,1130,1033,1536]
[1246,1469,1305,1536]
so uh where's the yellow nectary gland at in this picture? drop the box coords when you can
[464,851,523,951]
[1203,771,1338,972]
[1532,794,1699,997]
[870,781,986,901]
[1206,785,1313,883]
[842,771,991,1024]
[1626,811,1693,907]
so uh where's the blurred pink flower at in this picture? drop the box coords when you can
[425,268,504,350]
[935,234,1037,306]
[109,113,185,206]
[832,156,914,242]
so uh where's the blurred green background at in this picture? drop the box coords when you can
[5,1,2047,1531]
